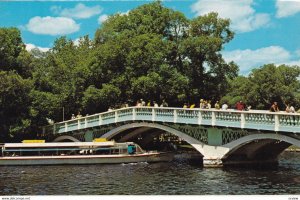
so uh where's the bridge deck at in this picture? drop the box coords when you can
[43,107,300,135]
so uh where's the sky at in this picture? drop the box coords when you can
[0,0,300,74]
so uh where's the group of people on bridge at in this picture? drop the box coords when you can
[270,101,299,113]
[132,99,300,114]
[104,98,300,113]
[65,99,300,122]
[68,99,300,121]
[182,99,250,111]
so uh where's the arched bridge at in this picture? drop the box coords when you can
[43,107,300,167]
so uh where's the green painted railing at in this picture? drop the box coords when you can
[43,107,300,135]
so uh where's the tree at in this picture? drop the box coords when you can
[92,2,237,108]
[0,71,32,141]
[82,84,121,113]
[181,12,235,100]
[0,28,23,71]
[0,28,36,141]
[32,36,94,122]
[222,64,300,109]
[0,28,34,78]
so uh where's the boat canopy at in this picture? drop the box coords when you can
[1,141,117,148]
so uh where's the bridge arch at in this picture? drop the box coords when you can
[53,135,81,142]
[101,122,206,156]
[222,133,300,160]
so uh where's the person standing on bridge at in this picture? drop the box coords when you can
[141,99,146,106]
[270,102,280,112]
[199,99,205,109]
[207,100,212,109]
[214,101,220,109]
[160,99,168,107]
[285,103,295,113]
[222,102,228,110]
[147,100,151,107]
[136,100,142,107]
[235,101,246,111]
[76,111,82,118]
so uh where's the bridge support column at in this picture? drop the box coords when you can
[192,144,229,168]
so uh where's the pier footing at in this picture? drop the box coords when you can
[203,158,223,168]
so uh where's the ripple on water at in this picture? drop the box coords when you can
[0,152,299,195]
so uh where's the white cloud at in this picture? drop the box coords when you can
[52,3,102,19]
[25,43,50,52]
[26,16,80,36]
[191,0,271,33]
[73,38,81,46]
[98,14,108,24]
[276,0,300,18]
[119,10,130,16]
[222,46,300,74]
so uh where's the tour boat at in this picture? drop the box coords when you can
[0,140,174,166]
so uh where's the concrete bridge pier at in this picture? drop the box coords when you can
[190,144,229,167]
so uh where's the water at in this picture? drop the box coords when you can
[0,151,299,195]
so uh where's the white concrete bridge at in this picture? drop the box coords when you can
[43,107,300,167]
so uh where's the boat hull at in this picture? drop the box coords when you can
[0,152,173,166]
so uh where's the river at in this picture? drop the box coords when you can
[0,151,299,195]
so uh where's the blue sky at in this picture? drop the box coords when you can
[1,0,300,74]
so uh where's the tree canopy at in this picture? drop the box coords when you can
[221,64,300,110]
[0,1,299,142]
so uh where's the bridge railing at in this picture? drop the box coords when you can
[43,107,300,135]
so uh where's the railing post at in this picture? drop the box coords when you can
[152,108,156,121]
[77,119,80,130]
[115,111,119,123]
[212,111,216,126]
[84,118,87,128]
[99,114,102,126]
[241,113,245,129]
[65,122,68,132]
[198,110,202,125]
[174,110,177,123]
[275,114,279,132]
[132,108,136,121]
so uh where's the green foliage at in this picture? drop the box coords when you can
[222,64,300,109]
[32,36,94,121]
[0,28,23,70]
[82,84,121,113]
[92,1,236,106]
[0,71,32,141]
[0,27,34,78]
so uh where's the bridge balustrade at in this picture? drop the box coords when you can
[43,107,300,135]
